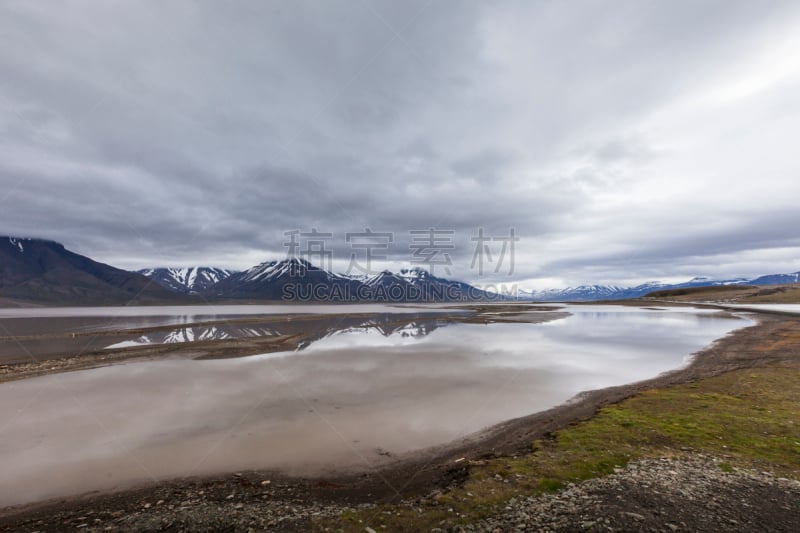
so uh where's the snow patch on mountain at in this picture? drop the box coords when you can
[8,237,25,253]
[242,258,352,284]
[364,270,411,288]
[138,267,237,293]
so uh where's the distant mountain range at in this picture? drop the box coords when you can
[3,235,799,305]
[519,273,800,302]
[205,258,499,302]
[748,272,800,286]
[0,236,499,305]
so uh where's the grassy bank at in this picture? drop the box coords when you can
[642,283,800,303]
[325,363,800,531]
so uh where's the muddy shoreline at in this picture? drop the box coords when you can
[0,307,795,530]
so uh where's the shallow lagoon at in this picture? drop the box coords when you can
[0,304,748,506]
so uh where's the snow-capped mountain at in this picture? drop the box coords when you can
[399,266,501,301]
[210,259,502,302]
[520,284,629,301]
[138,267,236,294]
[362,270,415,301]
[239,258,352,284]
[211,258,364,301]
[749,271,800,286]
[518,275,768,302]
[357,267,488,301]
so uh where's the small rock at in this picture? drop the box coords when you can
[623,512,645,520]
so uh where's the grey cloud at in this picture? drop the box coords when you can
[450,149,517,180]
[537,208,800,283]
[1,0,799,286]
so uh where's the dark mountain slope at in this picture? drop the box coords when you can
[0,237,182,305]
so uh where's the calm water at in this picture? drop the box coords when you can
[0,304,465,363]
[0,305,748,507]
[0,303,453,321]
[726,303,800,313]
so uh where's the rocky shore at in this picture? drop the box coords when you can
[469,455,800,532]
[5,455,798,532]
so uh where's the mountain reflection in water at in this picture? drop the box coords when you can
[105,314,451,351]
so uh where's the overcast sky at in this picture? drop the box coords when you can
[2,1,800,289]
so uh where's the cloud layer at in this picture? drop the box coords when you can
[2,0,800,288]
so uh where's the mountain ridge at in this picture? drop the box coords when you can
[0,236,181,305]
[518,273,798,302]
[137,267,236,294]
[208,258,501,302]
[4,235,799,305]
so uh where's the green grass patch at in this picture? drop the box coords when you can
[318,365,800,532]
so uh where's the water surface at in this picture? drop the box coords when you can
[0,304,463,363]
[0,305,747,507]
[0,303,449,320]
[726,303,800,313]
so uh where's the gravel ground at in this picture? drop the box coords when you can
[4,478,351,532]
[4,455,798,532]
[464,455,800,532]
